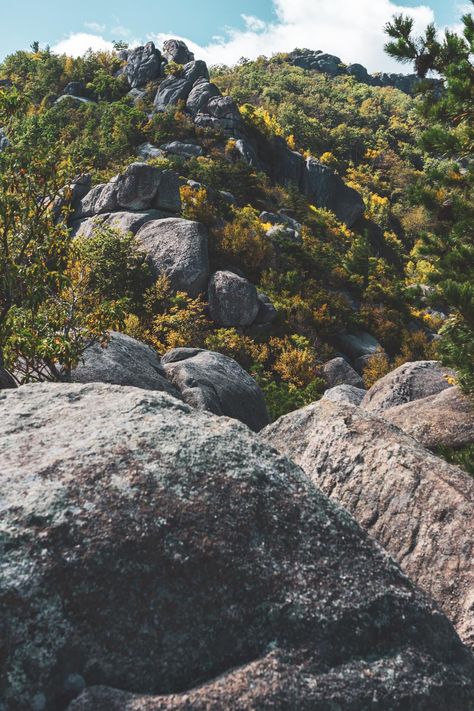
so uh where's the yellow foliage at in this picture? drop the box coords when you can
[180,185,217,226]
[363,349,392,388]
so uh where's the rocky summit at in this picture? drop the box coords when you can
[1,383,473,710]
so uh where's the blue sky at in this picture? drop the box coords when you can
[0,1,466,71]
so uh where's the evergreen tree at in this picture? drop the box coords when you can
[385,4,474,394]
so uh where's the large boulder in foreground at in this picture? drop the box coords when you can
[208,270,260,327]
[362,360,455,413]
[1,384,473,710]
[261,399,474,649]
[69,332,181,398]
[383,386,474,451]
[162,348,269,432]
[135,218,209,297]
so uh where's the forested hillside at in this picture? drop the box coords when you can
[0,8,472,422]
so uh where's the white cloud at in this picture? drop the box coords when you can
[52,33,114,56]
[84,21,106,33]
[151,0,436,73]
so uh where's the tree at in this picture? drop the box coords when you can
[385,4,474,394]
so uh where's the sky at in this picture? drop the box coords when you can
[0,1,468,73]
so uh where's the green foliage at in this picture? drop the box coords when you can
[385,3,474,396]
[434,443,474,476]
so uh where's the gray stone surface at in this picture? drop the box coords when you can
[261,399,474,649]
[137,142,164,160]
[160,141,203,157]
[135,218,209,297]
[74,182,118,219]
[322,384,366,406]
[336,331,382,359]
[208,271,260,327]
[362,360,455,413]
[1,383,473,709]
[323,357,365,390]
[162,39,195,65]
[125,42,163,88]
[154,60,209,112]
[185,79,221,115]
[69,332,181,398]
[73,164,181,221]
[383,386,474,450]
[162,348,269,431]
[71,210,166,239]
[254,292,278,326]
[0,127,10,151]
[305,158,365,227]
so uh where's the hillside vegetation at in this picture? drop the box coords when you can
[0,7,472,420]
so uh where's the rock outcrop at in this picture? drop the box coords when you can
[69,332,181,398]
[162,39,195,65]
[73,163,181,221]
[125,42,164,89]
[383,385,474,450]
[362,360,455,413]
[261,399,474,648]
[1,383,473,709]
[305,158,365,226]
[286,48,436,95]
[323,357,365,390]
[135,218,209,296]
[208,270,260,327]
[162,348,269,431]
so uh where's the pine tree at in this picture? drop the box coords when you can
[385,4,474,394]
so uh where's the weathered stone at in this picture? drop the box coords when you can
[2,384,472,709]
[71,210,167,239]
[347,63,371,82]
[233,137,260,168]
[261,398,474,648]
[68,332,180,398]
[74,183,118,219]
[323,357,365,390]
[137,142,164,160]
[185,79,221,115]
[383,386,474,450]
[270,137,306,187]
[162,39,195,65]
[125,42,163,88]
[115,162,164,211]
[154,61,209,112]
[160,141,203,157]
[362,360,455,413]
[254,292,278,326]
[162,348,269,431]
[305,158,365,227]
[135,218,209,297]
[322,384,366,406]
[196,95,241,131]
[336,331,382,359]
[208,271,260,327]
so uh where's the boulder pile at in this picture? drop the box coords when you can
[1,382,473,709]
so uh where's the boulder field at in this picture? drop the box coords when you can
[1,383,473,709]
